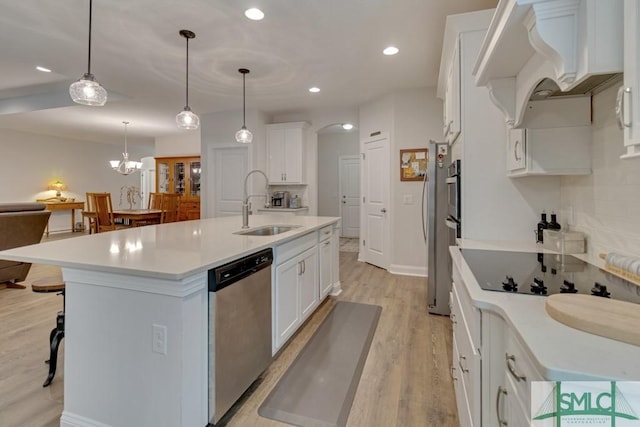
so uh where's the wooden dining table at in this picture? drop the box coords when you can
[82,209,163,231]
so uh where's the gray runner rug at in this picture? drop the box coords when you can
[258,301,382,427]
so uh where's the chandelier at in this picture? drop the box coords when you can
[110,121,142,175]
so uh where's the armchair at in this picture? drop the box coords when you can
[0,203,51,288]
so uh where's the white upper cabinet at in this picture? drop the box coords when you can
[266,122,308,184]
[443,38,461,144]
[507,97,592,177]
[619,0,640,159]
[473,0,623,128]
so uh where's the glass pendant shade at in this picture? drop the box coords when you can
[110,122,142,175]
[70,73,107,106]
[177,30,199,130]
[70,0,107,106]
[176,106,200,130]
[235,68,252,143]
[235,126,253,144]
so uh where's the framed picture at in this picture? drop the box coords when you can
[400,148,428,181]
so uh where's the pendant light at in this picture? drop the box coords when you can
[69,0,107,106]
[176,29,200,130]
[235,68,253,144]
[110,121,142,175]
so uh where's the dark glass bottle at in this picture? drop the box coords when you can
[536,212,549,243]
[548,213,561,231]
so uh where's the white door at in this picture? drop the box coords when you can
[339,155,360,238]
[298,246,319,320]
[212,146,248,217]
[362,135,390,269]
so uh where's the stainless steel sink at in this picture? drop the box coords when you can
[234,224,302,236]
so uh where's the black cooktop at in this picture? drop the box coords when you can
[460,249,640,304]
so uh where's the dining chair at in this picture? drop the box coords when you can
[85,192,98,234]
[161,193,181,223]
[147,192,163,210]
[92,193,119,233]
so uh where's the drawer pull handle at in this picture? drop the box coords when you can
[450,366,458,381]
[496,386,507,426]
[506,353,527,382]
[450,313,457,324]
[458,355,469,373]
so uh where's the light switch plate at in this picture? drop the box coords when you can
[403,194,414,205]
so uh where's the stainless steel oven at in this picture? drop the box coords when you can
[445,159,461,238]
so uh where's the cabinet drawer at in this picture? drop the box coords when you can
[275,232,316,265]
[505,329,544,416]
[318,225,333,242]
[452,281,481,351]
[452,287,480,425]
[452,339,474,427]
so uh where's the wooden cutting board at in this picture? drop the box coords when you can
[545,294,640,346]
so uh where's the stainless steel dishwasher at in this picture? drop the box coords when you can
[208,248,273,425]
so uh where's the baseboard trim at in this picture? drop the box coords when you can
[388,264,427,277]
[61,411,111,427]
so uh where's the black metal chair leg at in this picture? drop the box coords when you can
[43,329,64,387]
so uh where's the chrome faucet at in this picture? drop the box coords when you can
[242,169,270,229]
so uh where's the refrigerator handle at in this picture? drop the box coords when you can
[421,173,428,242]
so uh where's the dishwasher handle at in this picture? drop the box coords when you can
[208,248,273,292]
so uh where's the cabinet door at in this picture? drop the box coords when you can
[157,161,171,193]
[299,246,318,320]
[319,239,332,300]
[506,128,526,172]
[622,0,640,156]
[188,159,201,199]
[267,128,286,183]
[283,128,303,183]
[274,257,301,350]
[446,37,461,144]
[172,160,187,196]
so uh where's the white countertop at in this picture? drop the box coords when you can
[0,215,339,280]
[453,240,640,380]
[256,207,309,212]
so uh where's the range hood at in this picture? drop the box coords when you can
[473,0,624,127]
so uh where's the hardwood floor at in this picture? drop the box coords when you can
[0,241,457,427]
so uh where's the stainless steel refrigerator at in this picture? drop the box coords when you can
[423,140,452,315]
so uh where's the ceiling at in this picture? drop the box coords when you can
[0,0,497,146]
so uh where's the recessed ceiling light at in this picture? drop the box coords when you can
[36,66,51,73]
[383,46,399,56]
[309,87,320,93]
[245,8,264,20]
[342,123,354,130]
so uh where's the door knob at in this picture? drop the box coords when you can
[381,208,387,213]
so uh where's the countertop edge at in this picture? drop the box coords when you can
[451,241,640,381]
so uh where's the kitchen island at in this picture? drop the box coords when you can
[0,214,340,427]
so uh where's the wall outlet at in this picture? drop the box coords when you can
[152,324,167,355]
[403,194,414,205]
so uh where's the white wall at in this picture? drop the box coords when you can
[317,131,359,216]
[0,127,153,233]
[358,88,441,275]
[560,84,640,258]
[155,131,201,157]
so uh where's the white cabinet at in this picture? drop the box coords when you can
[450,281,481,426]
[508,97,592,177]
[273,232,319,353]
[318,225,334,300]
[266,122,308,184]
[443,38,461,144]
[507,126,591,177]
[620,0,640,158]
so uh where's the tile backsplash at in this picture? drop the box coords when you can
[560,83,640,258]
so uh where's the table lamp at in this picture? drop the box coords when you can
[48,180,67,200]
